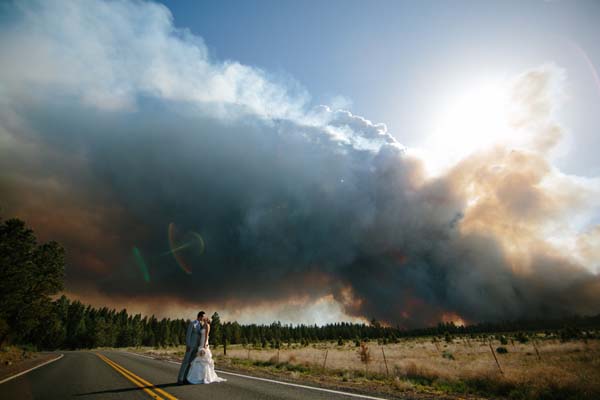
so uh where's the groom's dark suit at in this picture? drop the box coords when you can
[178,319,202,382]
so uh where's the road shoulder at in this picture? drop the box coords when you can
[122,349,483,400]
[0,352,63,384]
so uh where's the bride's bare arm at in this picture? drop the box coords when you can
[204,321,210,348]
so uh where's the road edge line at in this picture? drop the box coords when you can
[122,350,390,400]
[214,370,391,400]
[0,353,64,385]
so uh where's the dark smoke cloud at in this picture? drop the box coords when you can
[1,0,599,326]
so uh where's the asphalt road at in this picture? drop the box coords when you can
[0,350,389,400]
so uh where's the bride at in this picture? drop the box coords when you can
[187,316,227,384]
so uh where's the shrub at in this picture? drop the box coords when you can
[268,354,279,364]
[444,332,453,343]
[400,361,437,385]
[496,346,508,354]
[358,341,371,371]
[515,332,529,343]
[560,326,581,342]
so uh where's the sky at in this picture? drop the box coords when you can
[160,0,600,176]
[1,0,599,327]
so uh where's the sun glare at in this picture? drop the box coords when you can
[418,80,518,175]
[437,84,509,147]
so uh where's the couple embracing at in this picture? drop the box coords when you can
[177,311,226,385]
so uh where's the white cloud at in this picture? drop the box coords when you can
[0,0,307,117]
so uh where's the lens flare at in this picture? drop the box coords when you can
[167,222,205,274]
[132,246,150,283]
[190,232,205,253]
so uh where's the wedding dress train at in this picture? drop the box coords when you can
[187,328,226,384]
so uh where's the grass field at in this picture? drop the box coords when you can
[131,335,600,400]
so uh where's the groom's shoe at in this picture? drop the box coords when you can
[183,379,192,385]
[177,380,184,386]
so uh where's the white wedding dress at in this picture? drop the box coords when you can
[187,327,226,384]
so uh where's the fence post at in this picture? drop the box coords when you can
[322,349,328,370]
[488,342,503,374]
[532,340,541,361]
[381,346,389,376]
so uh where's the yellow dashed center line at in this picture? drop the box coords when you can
[96,353,178,400]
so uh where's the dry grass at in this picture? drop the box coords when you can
[223,337,600,399]
[0,345,35,366]
[130,337,600,399]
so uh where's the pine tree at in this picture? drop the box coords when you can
[210,312,222,348]
[0,217,65,345]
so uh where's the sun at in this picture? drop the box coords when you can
[417,79,519,175]
[436,83,510,149]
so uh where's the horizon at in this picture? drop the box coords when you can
[1,0,600,328]
[49,294,600,331]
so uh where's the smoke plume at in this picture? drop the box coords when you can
[1,0,599,326]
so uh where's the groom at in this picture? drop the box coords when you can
[177,311,204,385]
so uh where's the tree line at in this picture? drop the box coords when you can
[7,294,600,351]
[8,296,404,350]
[2,216,599,350]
